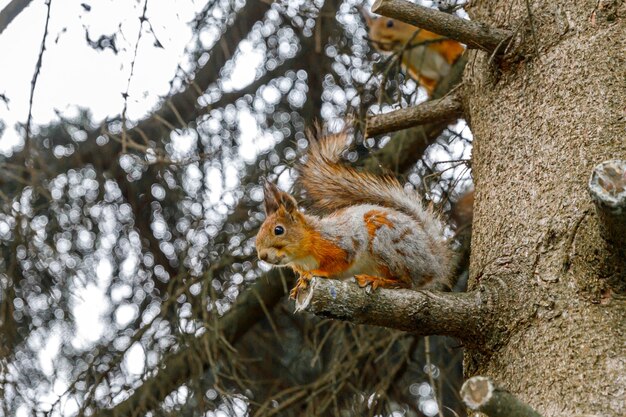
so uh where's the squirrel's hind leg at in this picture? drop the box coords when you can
[354,274,410,291]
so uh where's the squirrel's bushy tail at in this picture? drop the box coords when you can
[299,129,445,241]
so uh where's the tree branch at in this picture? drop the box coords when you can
[460,376,544,417]
[294,278,487,344]
[128,0,271,141]
[0,0,32,35]
[371,0,512,53]
[366,91,464,137]
[206,54,304,112]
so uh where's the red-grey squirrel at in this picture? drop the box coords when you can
[363,11,464,95]
[256,129,453,299]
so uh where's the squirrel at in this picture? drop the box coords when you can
[255,129,453,299]
[362,10,464,95]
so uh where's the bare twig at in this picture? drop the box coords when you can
[460,376,544,417]
[524,0,540,58]
[372,0,512,53]
[366,90,464,137]
[121,0,149,153]
[362,54,467,175]
[204,49,305,112]
[424,336,445,417]
[25,0,52,143]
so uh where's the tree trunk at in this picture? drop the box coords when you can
[464,0,625,415]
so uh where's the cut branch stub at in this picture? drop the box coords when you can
[588,159,626,290]
[371,0,512,53]
[460,376,544,417]
[365,91,464,137]
[295,277,488,345]
[588,159,626,230]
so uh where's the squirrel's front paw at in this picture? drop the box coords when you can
[289,286,299,300]
[289,277,310,300]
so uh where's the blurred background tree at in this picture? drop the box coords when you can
[0,0,472,416]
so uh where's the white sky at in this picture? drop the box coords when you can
[0,0,265,155]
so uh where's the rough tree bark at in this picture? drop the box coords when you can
[463,0,625,415]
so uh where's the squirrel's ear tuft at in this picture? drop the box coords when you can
[357,5,374,26]
[263,181,280,215]
[263,181,299,215]
[279,190,299,215]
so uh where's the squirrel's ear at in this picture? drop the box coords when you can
[263,181,280,215]
[357,5,374,26]
[263,181,299,215]
[278,190,299,215]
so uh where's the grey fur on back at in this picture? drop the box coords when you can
[298,130,447,246]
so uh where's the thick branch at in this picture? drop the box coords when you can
[372,0,512,53]
[295,278,487,344]
[0,0,32,35]
[460,376,544,417]
[366,91,464,137]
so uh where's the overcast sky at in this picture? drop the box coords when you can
[0,0,263,155]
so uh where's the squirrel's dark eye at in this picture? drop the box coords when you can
[274,225,285,235]
[386,19,394,28]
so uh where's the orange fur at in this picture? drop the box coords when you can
[282,229,353,300]
[364,210,394,243]
[361,210,411,288]
[257,183,354,299]
[451,190,474,229]
[365,14,464,94]
[256,206,352,276]
[301,228,353,277]
[409,30,464,64]
[257,131,452,299]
